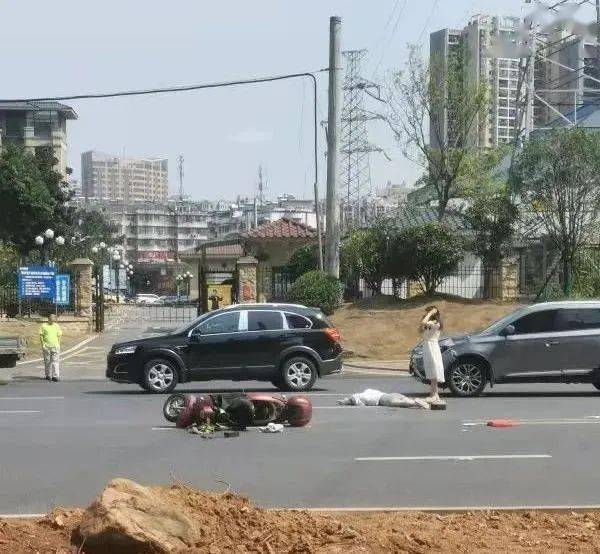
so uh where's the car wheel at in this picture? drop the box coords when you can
[279,357,317,392]
[163,393,195,423]
[143,359,179,394]
[447,358,487,397]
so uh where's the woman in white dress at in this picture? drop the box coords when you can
[420,305,445,403]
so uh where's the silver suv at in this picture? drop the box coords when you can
[410,301,600,397]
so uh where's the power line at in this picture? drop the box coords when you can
[0,69,329,103]
[417,0,441,43]
[371,0,408,80]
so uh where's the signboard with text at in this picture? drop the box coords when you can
[18,266,56,300]
[55,274,70,305]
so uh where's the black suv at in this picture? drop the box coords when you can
[106,303,343,393]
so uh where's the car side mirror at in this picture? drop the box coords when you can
[189,331,202,341]
[501,324,515,337]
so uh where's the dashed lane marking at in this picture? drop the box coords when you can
[0,397,63,401]
[463,418,600,426]
[355,454,552,462]
[0,410,42,414]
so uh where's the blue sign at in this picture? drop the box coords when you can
[55,274,70,306]
[18,266,56,300]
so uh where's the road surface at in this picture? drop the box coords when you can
[2,374,600,515]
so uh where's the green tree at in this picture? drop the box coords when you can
[393,223,464,296]
[511,128,600,295]
[385,46,490,220]
[285,244,320,281]
[340,222,391,295]
[0,145,73,256]
[463,188,517,298]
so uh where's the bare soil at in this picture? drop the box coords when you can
[2,487,600,553]
[331,296,522,360]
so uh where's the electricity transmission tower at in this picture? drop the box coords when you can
[339,49,383,229]
[518,0,600,136]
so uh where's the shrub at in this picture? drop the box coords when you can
[287,270,342,315]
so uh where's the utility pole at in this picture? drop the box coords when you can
[596,0,600,82]
[325,15,342,278]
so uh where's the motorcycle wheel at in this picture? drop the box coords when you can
[163,393,196,423]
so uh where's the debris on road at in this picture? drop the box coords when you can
[337,388,431,410]
[259,422,285,433]
[488,419,520,428]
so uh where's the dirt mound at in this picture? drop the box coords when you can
[69,479,365,553]
[4,481,600,553]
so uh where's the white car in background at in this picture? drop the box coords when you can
[135,293,160,305]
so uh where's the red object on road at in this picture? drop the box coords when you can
[487,419,520,428]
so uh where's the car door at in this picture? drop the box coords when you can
[494,309,563,380]
[551,308,600,378]
[238,310,287,380]
[185,311,243,380]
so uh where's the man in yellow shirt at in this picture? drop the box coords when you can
[40,314,62,382]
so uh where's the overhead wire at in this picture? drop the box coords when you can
[0,69,329,103]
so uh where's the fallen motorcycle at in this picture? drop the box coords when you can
[163,392,312,429]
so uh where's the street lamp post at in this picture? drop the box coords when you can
[34,228,65,266]
[112,250,122,303]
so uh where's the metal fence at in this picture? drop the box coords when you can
[357,266,504,301]
[0,282,78,318]
[257,266,293,302]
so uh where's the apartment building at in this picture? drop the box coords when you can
[430,15,528,148]
[81,150,169,202]
[0,101,77,173]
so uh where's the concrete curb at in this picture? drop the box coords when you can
[6,505,600,520]
[344,361,409,372]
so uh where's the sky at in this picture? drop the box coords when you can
[1,0,546,202]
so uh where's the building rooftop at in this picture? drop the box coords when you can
[242,217,317,239]
[0,101,78,119]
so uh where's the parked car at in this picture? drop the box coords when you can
[158,295,192,307]
[107,303,343,393]
[135,293,160,305]
[410,301,600,397]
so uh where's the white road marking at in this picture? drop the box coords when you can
[16,334,100,366]
[355,454,551,462]
[0,397,63,401]
[463,418,600,426]
[0,410,41,414]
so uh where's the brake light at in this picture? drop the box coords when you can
[324,327,342,343]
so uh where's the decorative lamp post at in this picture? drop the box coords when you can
[34,228,63,266]
[112,251,121,303]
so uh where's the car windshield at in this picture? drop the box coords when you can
[170,311,216,335]
[479,306,529,335]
